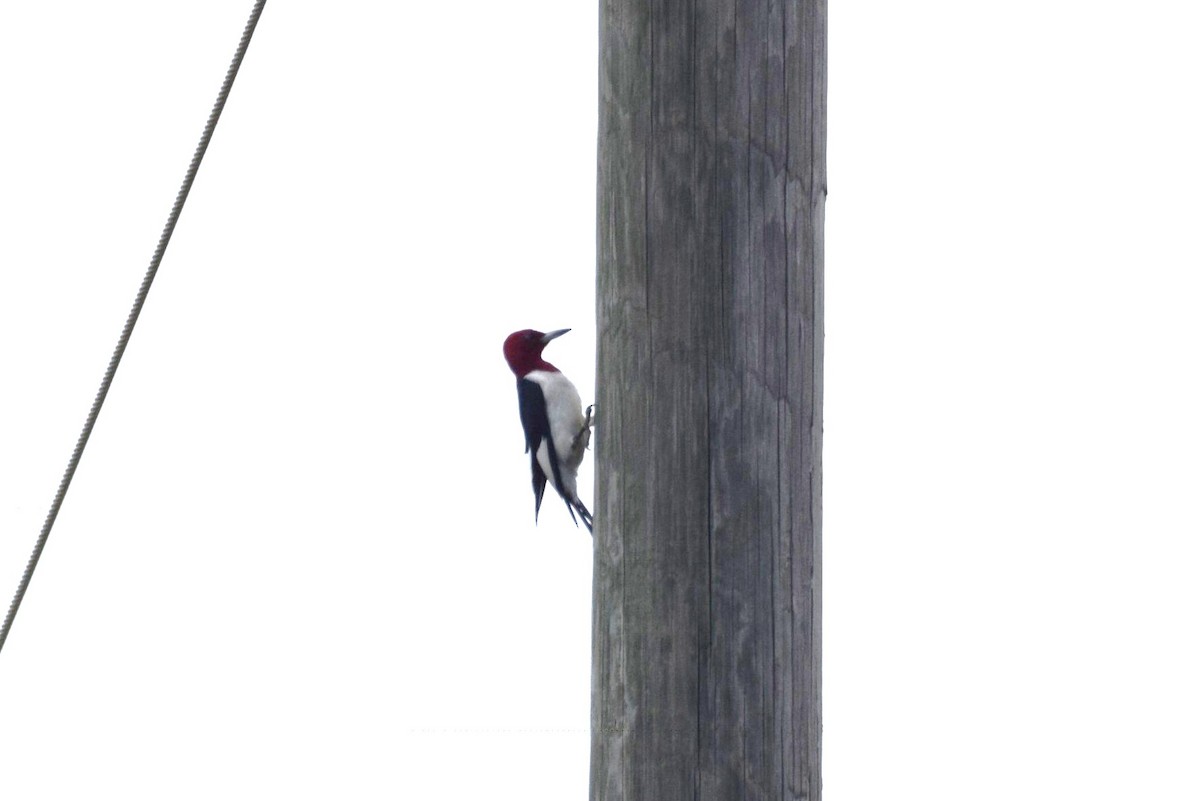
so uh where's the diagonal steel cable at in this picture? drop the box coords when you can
[0,0,268,656]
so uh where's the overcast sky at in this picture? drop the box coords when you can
[2,1,1198,799]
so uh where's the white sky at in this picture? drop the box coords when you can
[1,1,1197,798]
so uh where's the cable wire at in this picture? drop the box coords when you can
[0,0,268,656]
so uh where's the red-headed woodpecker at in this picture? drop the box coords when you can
[503,328,594,533]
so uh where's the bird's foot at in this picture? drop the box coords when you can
[575,405,595,452]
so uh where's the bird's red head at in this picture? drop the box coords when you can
[503,328,570,377]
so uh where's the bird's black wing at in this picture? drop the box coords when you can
[517,377,551,520]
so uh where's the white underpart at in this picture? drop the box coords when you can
[526,369,589,499]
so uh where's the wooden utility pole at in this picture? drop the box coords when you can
[591,0,825,798]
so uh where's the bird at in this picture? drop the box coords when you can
[503,328,594,533]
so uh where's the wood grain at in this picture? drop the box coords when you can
[592,0,825,798]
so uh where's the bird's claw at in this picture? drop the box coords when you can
[575,405,596,451]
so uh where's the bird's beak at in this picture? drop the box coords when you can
[541,328,571,343]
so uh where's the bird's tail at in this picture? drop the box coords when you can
[564,494,594,535]
[573,497,594,534]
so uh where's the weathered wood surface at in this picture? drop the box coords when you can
[591,0,825,798]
